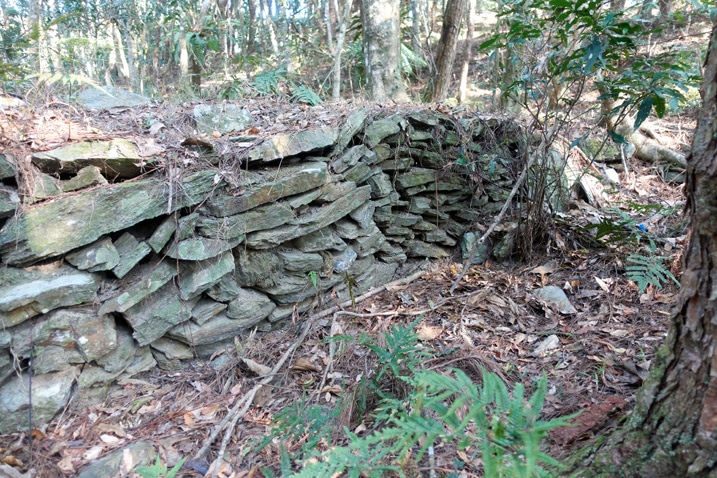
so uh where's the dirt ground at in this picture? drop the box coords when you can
[0,95,689,476]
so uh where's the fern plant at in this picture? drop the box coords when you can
[136,456,186,478]
[290,369,573,478]
[257,321,571,477]
[251,69,284,96]
[290,83,322,105]
[626,252,680,293]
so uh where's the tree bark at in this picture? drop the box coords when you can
[584,20,717,477]
[361,0,406,102]
[458,0,474,104]
[429,0,465,102]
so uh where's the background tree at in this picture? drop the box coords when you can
[428,0,465,102]
[360,0,405,101]
[582,20,717,476]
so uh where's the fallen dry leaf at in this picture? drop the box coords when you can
[416,325,443,341]
[290,357,320,372]
[242,358,272,376]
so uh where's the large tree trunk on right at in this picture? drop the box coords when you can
[428,0,465,102]
[361,0,406,102]
[581,20,717,477]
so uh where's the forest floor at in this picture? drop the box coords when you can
[0,96,691,477]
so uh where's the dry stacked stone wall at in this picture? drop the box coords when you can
[0,107,523,432]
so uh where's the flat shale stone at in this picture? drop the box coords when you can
[395,168,436,189]
[32,139,147,179]
[0,269,97,328]
[407,240,449,258]
[294,227,347,252]
[248,127,338,162]
[112,233,152,279]
[349,202,376,229]
[197,202,294,240]
[226,288,275,324]
[207,275,242,302]
[124,282,198,346]
[169,313,255,345]
[332,145,367,173]
[61,165,108,192]
[331,109,368,154]
[234,249,281,288]
[11,307,117,373]
[0,186,19,219]
[99,261,177,315]
[66,236,120,272]
[364,116,404,148]
[192,298,228,325]
[0,154,16,179]
[247,186,371,248]
[365,173,393,198]
[276,249,324,272]
[0,170,216,265]
[0,367,77,433]
[165,236,241,261]
[147,215,177,253]
[27,171,62,202]
[206,162,329,216]
[178,251,235,300]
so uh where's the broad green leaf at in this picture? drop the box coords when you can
[584,38,603,73]
[609,130,628,144]
[634,95,654,130]
[654,95,666,117]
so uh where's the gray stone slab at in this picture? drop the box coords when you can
[165,236,241,261]
[206,162,329,216]
[0,170,217,265]
[112,233,152,279]
[178,252,234,300]
[76,86,151,109]
[148,215,177,253]
[226,288,276,323]
[32,139,149,179]
[99,261,176,315]
[66,236,120,272]
[0,269,97,328]
[248,127,338,162]
[247,186,371,248]
[197,202,294,240]
[124,282,198,346]
[61,165,109,192]
[0,367,77,434]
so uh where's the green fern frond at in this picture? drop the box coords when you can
[626,253,680,293]
[291,83,322,105]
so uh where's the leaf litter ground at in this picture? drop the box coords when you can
[0,98,687,477]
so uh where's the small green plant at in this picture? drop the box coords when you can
[343,271,357,306]
[258,320,571,477]
[307,270,319,290]
[290,83,322,105]
[626,252,680,293]
[136,456,187,478]
[252,69,284,96]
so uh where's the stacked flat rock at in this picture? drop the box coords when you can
[0,107,523,433]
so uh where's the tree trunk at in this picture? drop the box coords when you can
[247,0,257,55]
[328,0,353,100]
[361,0,406,101]
[429,0,465,102]
[584,21,717,477]
[458,0,474,104]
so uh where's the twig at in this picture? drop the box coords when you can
[310,261,438,321]
[198,261,442,471]
[449,150,539,294]
[196,320,313,467]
